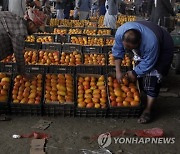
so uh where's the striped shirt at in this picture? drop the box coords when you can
[0,11,28,73]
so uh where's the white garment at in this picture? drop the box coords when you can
[103,0,117,29]
[56,9,64,19]
[8,0,26,17]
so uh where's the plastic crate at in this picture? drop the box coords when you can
[25,42,41,50]
[62,43,82,52]
[103,45,113,53]
[0,62,15,73]
[75,74,108,117]
[97,28,112,36]
[82,46,103,53]
[48,65,75,74]
[45,25,56,33]
[10,74,44,116]
[0,73,12,114]
[106,65,131,73]
[76,65,105,74]
[25,65,48,73]
[43,73,75,116]
[42,42,61,51]
[107,73,143,118]
[55,34,69,43]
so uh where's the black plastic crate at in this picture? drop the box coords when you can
[45,25,56,33]
[62,43,82,52]
[76,65,105,74]
[82,46,103,53]
[10,104,42,116]
[103,45,113,53]
[43,73,75,116]
[25,65,48,73]
[0,62,15,73]
[106,73,143,118]
[48,65,75,74]
[55,34,68,43]
[25,42,41,50]
[42,42,61,51]
[106,66,131,73]
[43,104,74,116]
[107,107,142,118]
[75,74,108,117]
[0,103,10,115]
[10,73,44,116]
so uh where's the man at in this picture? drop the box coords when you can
[112,21,174,123]
[8,0,26,17]
[149,0,175,26]
[56,0,65,19]
[0,10,46,76]
[77,0,92,20]
[104,0,118,29]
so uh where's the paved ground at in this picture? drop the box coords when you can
[0,70,180,154]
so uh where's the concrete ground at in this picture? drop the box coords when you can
[0,70,180,154]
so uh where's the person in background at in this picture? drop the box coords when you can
[119,0,126,15]
[112,21,174,123]
[2,0,9,11]
[140,0,148,18]
[34,0,41,8]
[104,0,118,29]
[64,0,73,19]
[77,0,92,20]
[56,0,65,19]
[99,0,106,15]
[91,2,99,17]
[8,0,26,17]
[149,0,176,26]
[0,10,46,77]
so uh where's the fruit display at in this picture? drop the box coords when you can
[84,54,106,65]
[71,36,87,45]
[98,16,105,27]
[38,50,59,65]
[108,53,132,66]
[105,38,115,46]
[54,28,67,35]
[45,74,74,104]
[59,19,73,27]
[97,29,111,35]
[50,19,60,26]
[83,28,96,35]
[73,21,84,27]
[1,54,15,63]
[24,50,38,65]
[108,76,140,107]
[87,37,104,46]
[68,29,82,35]
[25,35,35,42]
[60,51,82,66]
[0,73,11,102]
[77,75,107,108]
[85,21,97,28]
[36,36,53,43]
[12,74,43,104]
[116,15,136,27]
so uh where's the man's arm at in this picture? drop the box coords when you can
[112,30,125,82]
[11,35,26,74]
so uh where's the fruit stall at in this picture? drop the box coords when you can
[0,16,142,118]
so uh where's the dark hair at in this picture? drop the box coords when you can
[122,29,141,45]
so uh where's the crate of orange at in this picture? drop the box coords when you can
[43,73,75,116]
[0,73,11,114]
[75,74,108,117]
[107,73,142,118]
[10,74,44,115]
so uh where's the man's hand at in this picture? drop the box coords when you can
[116,71,124,83]
[126,71,137,83]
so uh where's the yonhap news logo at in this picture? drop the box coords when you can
[98,132,112,148]
[97,132,175,147]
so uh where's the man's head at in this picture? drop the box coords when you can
[27,19,38,35]
[122,29,141,51]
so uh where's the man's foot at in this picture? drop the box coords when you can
[138,111,151,124]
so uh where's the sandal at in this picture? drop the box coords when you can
[138,112,151,124]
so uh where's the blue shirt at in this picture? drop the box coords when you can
[112,21,159,77]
